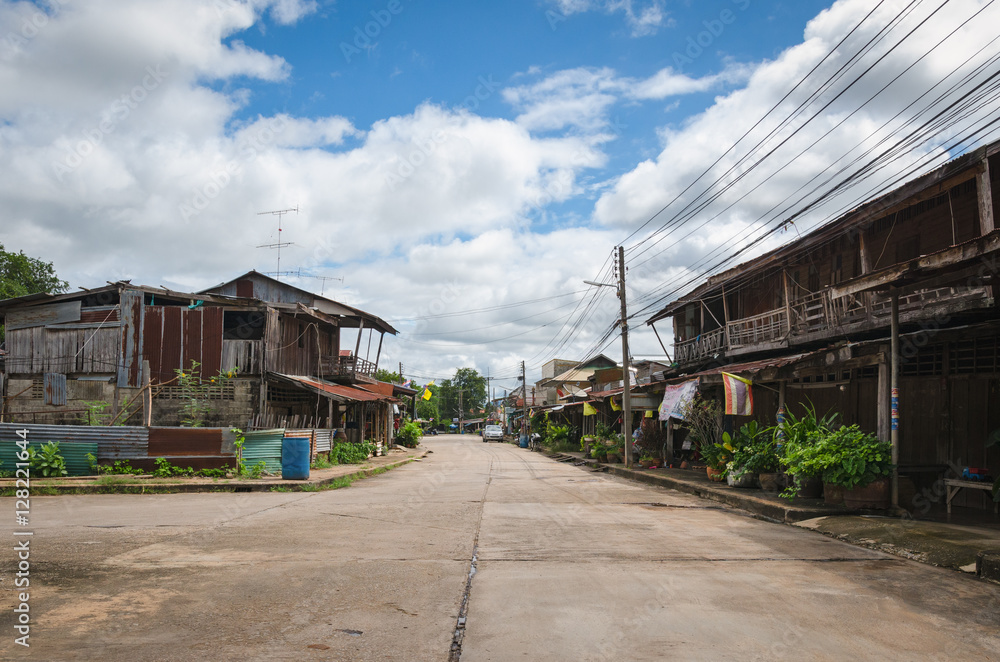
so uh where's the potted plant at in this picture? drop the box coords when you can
[778,403,840,499]
[819,425,893,509]
[698,439,729,481]
[590,444,608,462]
[725,421,771,488]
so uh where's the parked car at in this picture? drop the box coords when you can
[483,425,504,442]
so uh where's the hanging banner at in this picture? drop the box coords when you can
[422,388,432,401]
[722,373,754,416]
[583,402,597,417]
[610,398,621,411]
[658,379,698,421]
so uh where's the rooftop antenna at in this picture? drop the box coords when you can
[312,275,344,296]
[256,206,299,280]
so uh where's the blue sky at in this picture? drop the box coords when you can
[2,0,1000,388]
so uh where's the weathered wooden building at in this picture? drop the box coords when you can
[647,142,1000,512]
[0,273,401,446]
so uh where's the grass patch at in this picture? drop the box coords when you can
[94,475,142,486]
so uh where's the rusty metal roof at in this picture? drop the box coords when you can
[270,373,389,403]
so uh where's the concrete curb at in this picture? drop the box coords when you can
[549,452,859,523]
[2,449,429,495]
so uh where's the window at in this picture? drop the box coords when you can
[223,311,265,340]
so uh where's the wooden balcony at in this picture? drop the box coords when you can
[673,284,992,366]
[727,308,789,351]
[319,355,377,379]
[674,327,727,365]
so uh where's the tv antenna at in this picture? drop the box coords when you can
[312,275,344,296]
[256,206,299,280]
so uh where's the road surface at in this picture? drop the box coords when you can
[1,434,998,660]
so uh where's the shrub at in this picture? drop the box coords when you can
[396,421,422,448]
[29,442,68,477]
[331,442,373,465]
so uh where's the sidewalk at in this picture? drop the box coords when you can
[0,447,428,495]
[551,450,1000,583]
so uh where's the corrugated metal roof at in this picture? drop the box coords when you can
[271,373,388,403]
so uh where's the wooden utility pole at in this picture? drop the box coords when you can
[619,245,633,469]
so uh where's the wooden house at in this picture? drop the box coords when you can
[0,274,400,446]
[646,142,1000,512]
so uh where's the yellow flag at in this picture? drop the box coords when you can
[644,410,654,418]
[422,388,432,401]
[610,398,621,411]
[583,402,597,416]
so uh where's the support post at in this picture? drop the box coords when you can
[353,320,365,369]
[890,291,901,509]
[142,360,152,426]
[373,332,384,372]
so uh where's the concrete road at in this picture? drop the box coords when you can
[1,435,999,661]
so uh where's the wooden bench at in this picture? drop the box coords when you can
[944,478,999,514]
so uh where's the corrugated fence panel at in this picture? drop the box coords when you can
[242,428,284,473]
[0,439,99,476]
[314,429,333,454]
[286,429,316,461]
[148,428,225,457]
[0,423,149,461]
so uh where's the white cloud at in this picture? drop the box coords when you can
[549,0,671,37]
[503,64,751,133]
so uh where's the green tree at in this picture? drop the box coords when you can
[451,367,487,417]
[1,244,69,343]
[0,243,68,300]
[373,369,401,384]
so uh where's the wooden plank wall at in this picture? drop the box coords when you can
[5,326,120,375]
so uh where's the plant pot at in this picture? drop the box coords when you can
[843,478,890,509]
[823,482,845,506]
[795,475,823,499]
[759,472,784,493]
[706,466,724,482]
[606,452,622,464]
[727,471,757,488]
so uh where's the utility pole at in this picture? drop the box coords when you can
[398,362,403,383]
[458,389,464,435]
[521,360,527,441]
[618,245,633,469]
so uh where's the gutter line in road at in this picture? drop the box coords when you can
[449,458,493,661]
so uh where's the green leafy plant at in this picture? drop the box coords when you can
[151,457,194,478]
[331,442,373,465]
[311,454,335,470]
[727,421,778,479]
[246,460,268,479]
[396,421,423,448]
[231,428,248,477]
[28,442,68,477]
[816,426,893,490]
[680,395,724,451]
[197,467,230,478]
[97,459,143,475]
[85,452,99,474]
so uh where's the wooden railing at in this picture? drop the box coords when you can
[727,308,789,349]
[870,285,989,317]
[674,327,726,365]
[319,355,377,378]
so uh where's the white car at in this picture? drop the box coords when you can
[483,425,504,442]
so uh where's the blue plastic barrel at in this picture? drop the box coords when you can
[519,435,529,448]
[281,437,311,480]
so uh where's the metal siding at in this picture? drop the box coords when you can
[143,306,167,383]
[80,307,120,324]
[183,308,203,372]
[162,306,184,375]
[0,440,97,476]
[118,290,144,388]
[201,307,224,376]
[314,429,333,453]
[0,423,149,461]
[43,373,67,406]
[242,428,284,473]
[285,428,315,460]
[148,428,224,456]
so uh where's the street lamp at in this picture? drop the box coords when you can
[583,246,632,468]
